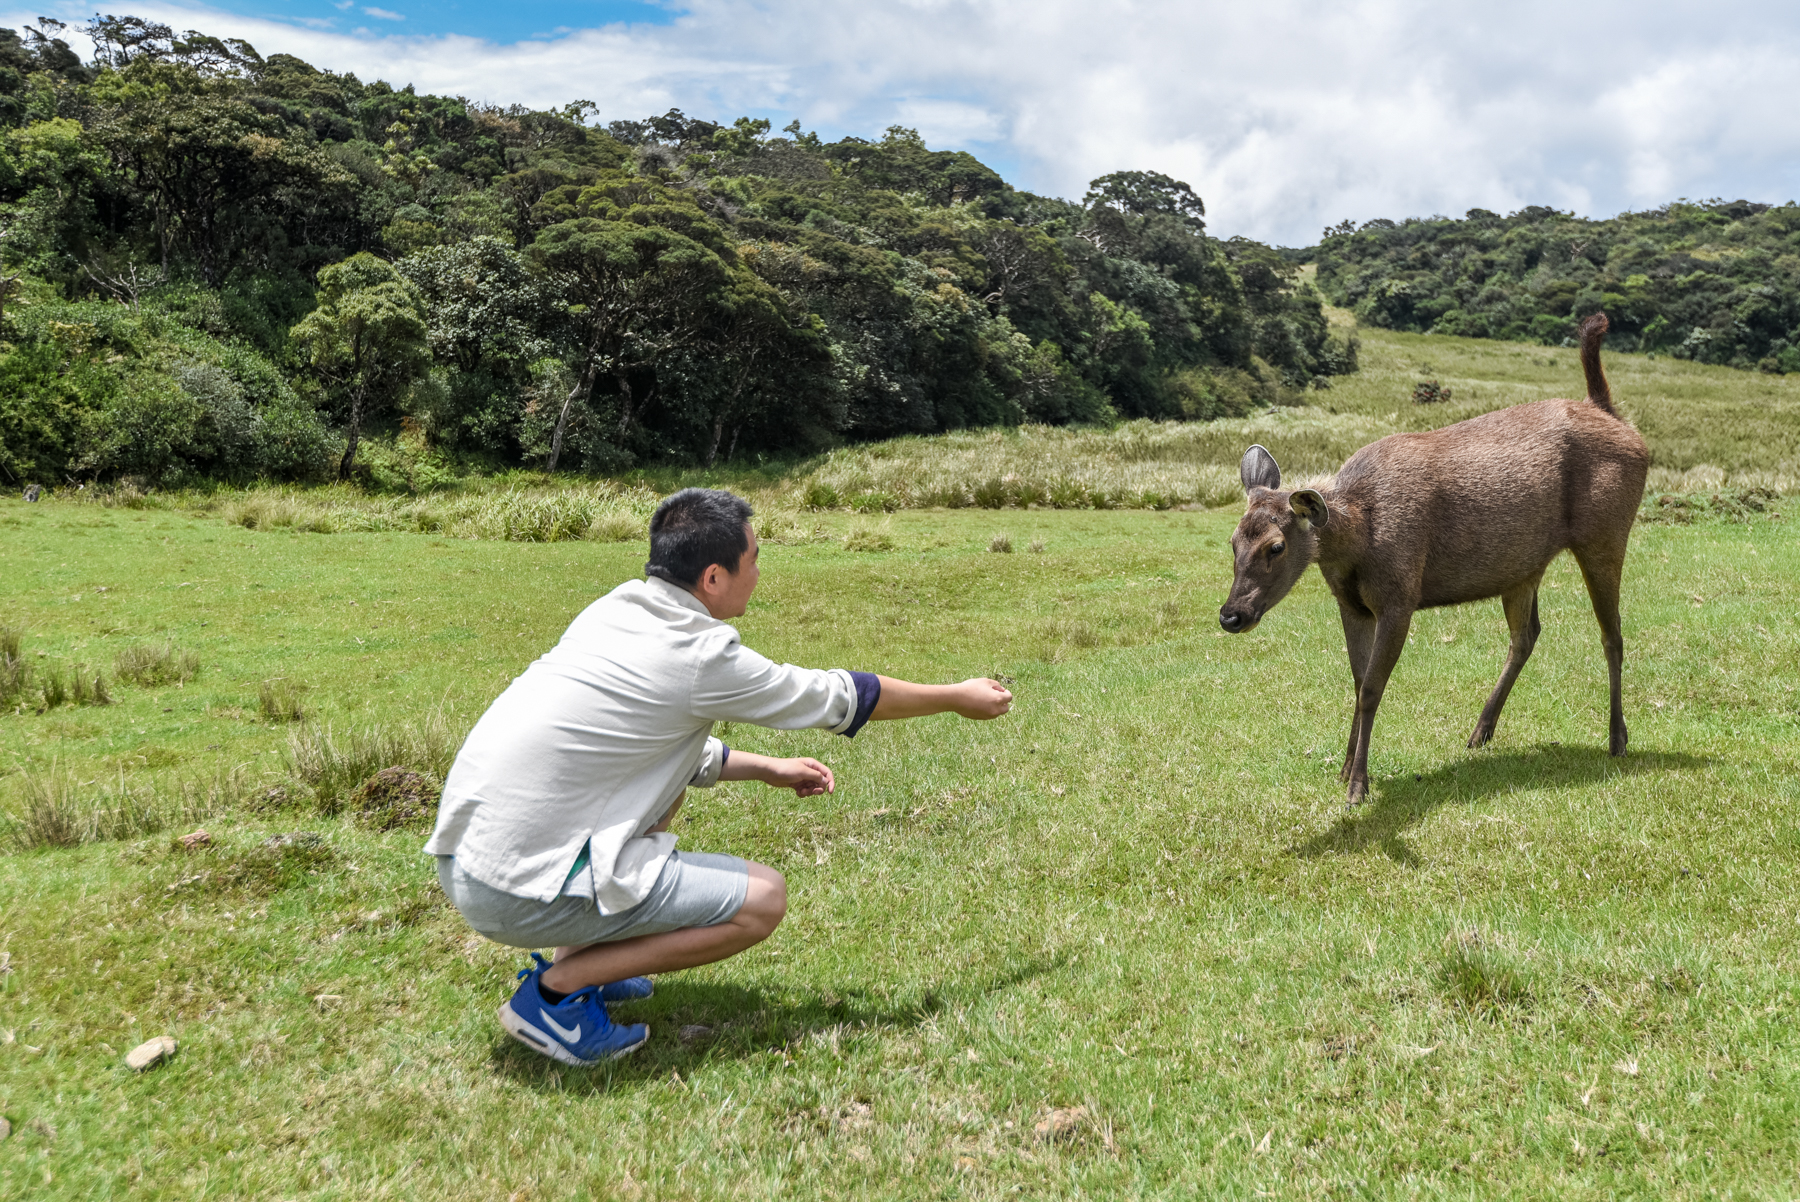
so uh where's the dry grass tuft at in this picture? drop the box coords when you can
[2,765,255,851]
[257,680,308,723]
[789,415,1368,512]
[0,625,28,707]
[206,481,659,543]
[115,642,200,688]
[843,523,894,553]
[285,713,462,816]
[988,532,1013,553]
[347,767,441,832]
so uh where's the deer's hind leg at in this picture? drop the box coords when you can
[1468,577,1544,749]
[1572,540,1630,756]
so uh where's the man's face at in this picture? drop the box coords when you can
[704,523,760,619]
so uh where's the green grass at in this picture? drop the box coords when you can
[2,487,1798,1198]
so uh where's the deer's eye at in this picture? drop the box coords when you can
[1269,542,1286,556]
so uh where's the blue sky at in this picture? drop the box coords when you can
[190,0,672,42]
[16,1,1800,245]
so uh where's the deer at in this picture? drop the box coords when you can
[1217,313,1649,804]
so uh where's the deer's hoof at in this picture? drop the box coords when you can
[1610,725,1629,757]
[1345,780,1368,806]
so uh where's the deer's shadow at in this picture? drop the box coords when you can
[1290,743,1710,866]
[486,953,1064,1093]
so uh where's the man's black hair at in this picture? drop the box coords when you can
[645,488,755,588]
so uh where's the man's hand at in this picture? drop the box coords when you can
[761,756,835,797]
[720,749,835,796]
[949,678,1013,718]
[872,676,1014,721]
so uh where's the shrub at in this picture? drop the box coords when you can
[1412,379,1453,405]
[989,532,1013,553]
[803,481,840,510]
[850,490,898,514]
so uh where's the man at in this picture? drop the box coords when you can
[427,488,1013,1066]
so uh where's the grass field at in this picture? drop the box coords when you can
[3,324,1800,1198]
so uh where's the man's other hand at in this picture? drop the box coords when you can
[723,749,836,796]
[765,756,835,797]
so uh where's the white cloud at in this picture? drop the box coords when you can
[361,7,404,20]
[13,0,1800,243]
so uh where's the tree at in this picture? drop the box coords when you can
[290,252,430,479]
[528,181,734,470]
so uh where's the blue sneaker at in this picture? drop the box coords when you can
[599,976,654,1005]
[498,954,649,1066]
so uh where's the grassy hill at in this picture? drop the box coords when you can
[1,319,1796,1198]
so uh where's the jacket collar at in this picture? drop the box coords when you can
[641,574,716,619]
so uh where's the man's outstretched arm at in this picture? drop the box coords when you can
[870,676,1012,721]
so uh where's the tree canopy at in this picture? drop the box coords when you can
[0,16,1355,486]
[1310,200,1800,371]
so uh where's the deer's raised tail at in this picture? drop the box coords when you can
[1579,312,1615,416]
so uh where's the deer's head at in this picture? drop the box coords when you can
[1219,445,1330,633]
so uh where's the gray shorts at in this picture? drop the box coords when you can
[437,851,749,950]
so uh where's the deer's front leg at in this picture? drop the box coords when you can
[1346,608,1414,805]
[1338,602,1376,782]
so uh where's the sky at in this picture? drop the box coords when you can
[13,0,1800,246]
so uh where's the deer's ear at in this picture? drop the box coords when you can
[1240,444,1281,492]
[1290,489,1330,527]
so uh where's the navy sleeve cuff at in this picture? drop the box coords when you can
[843,671,881,738]
[720,745,730,771]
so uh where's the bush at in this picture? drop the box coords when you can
[1412,379,1453,405]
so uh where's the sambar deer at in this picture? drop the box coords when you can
[1218,313,1649,803]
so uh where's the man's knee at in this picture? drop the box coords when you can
[737,862,786,939]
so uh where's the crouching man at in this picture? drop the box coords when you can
[426,488,1013,1066]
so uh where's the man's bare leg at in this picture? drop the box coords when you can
[541,861,786,993]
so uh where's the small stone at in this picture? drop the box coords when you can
[1033,1105,1090,1142]
[178,830,211,850]
[677,1024,714,1044]
[0,1116,10,1141]
[125,1035,177,1071]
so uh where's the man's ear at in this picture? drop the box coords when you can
[1240,444,1281,493]
[1290,488,1330,527]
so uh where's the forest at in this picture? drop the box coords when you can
[1311,199,1800,370]
[0,15,1355,488]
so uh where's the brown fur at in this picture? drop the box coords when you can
[1218,313,1649,803]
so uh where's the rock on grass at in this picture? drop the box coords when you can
[125,1035,177,1071]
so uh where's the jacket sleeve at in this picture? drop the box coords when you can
[690,639,874,735]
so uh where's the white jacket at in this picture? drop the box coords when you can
[426,576,877,909]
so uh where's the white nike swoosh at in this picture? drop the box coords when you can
[539,1008,581,1043]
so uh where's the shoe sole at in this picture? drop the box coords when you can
[497,1001,648,1066]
